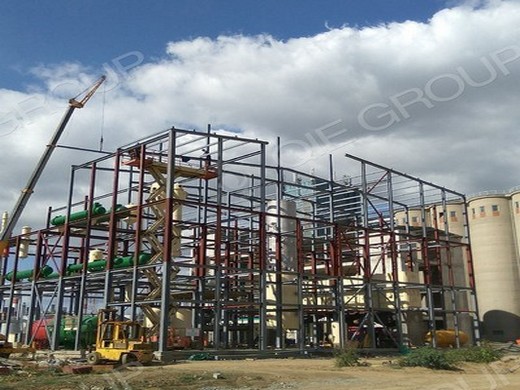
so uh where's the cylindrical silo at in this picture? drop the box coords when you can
[394,208,431,229]
[18,226,32,258]
[265,200,299,330]
[430,201,472,340]
[468,194,520,341]
[429,202,466,238]
[509,188,520,258]
[172,183,187,257]
[266,200,297,271]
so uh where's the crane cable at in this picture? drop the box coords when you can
[99,81,106,151]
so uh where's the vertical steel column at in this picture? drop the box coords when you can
[259,143,267,351]
[461,194,481,344]
[275,137,283,349]
[24,232,43,345]
[247,174,256,348]
[441,191,461,347]
[296,219,306,352]
[4,237,21,337]
[212,137,224,349]
[420,182,437,347]
[130,144,147,320]
[74,163,97,350]
[329,155,346,348]
[158,130,177,355]
[360,162,376,348]
[387,172,404,348]
[51,166,76,350]
[103,151,122,307]
[328,154,335,226]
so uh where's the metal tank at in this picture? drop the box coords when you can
[31,315,97,349]
[265,200,299,331]
[430,202,473,341]
[468,194,520,341]
[394,208,431,229]
[60,315,98,349]
[509,188,520,260]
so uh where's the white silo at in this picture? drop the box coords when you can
[468,194,520,341]
[509,188,520,257]
[429,202,466,238]
[394,208,431,229]
[265,200,299,331]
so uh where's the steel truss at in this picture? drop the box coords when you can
[0,128,479,356]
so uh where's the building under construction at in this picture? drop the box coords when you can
[0,127,479,358]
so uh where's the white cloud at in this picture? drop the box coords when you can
[1,1,520,230]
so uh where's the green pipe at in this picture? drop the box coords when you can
[6,265,53,281]
[113,253,151,268]
[51,202,106,226]
[6,252,152,282]
[86,259,107,272]
[95,204,130,223]
[66,262,86,273]
[66,253,151,275]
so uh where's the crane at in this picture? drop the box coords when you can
[0,75,106,254]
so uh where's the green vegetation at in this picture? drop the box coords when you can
[446,342,503,364]
[399,347,456,370]
[399,343,502,370]
[334,347,361,367]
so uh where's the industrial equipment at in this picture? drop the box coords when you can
[30,315,98,349]
[425,329,469,348]
[87,309,153,365]
[0,333,34,359]
[0,75,106,255]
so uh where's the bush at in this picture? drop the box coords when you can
[399,347,456,370]
[334,348,360,367]
[445,343,502,364]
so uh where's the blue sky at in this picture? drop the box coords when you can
[1,0,447,90]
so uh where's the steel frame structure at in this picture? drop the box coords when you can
[0,127,479,356]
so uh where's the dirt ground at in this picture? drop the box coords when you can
[2,355,520,390]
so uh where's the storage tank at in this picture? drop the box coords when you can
[88,249,104,263]
[31,318,53,348]
[509,188,520,258]
[266,200,297,271]
[429,202,473,341]
[429,202,466,238]
[394,208,430,228]
[18,226,31,258]
[468,194,520,341]
[60,315,98,349]
[265,200,299,330]
[425,329,469,347]
[31,315,98,349]
[172,183,187,257]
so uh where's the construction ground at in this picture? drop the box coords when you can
[2,353,520,390]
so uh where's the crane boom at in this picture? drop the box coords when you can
[0,75,106,254]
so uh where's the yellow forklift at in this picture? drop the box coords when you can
[87,309,153,365]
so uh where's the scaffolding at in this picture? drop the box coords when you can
[0,127,479,357]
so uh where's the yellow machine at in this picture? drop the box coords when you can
[87,309,154,365]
